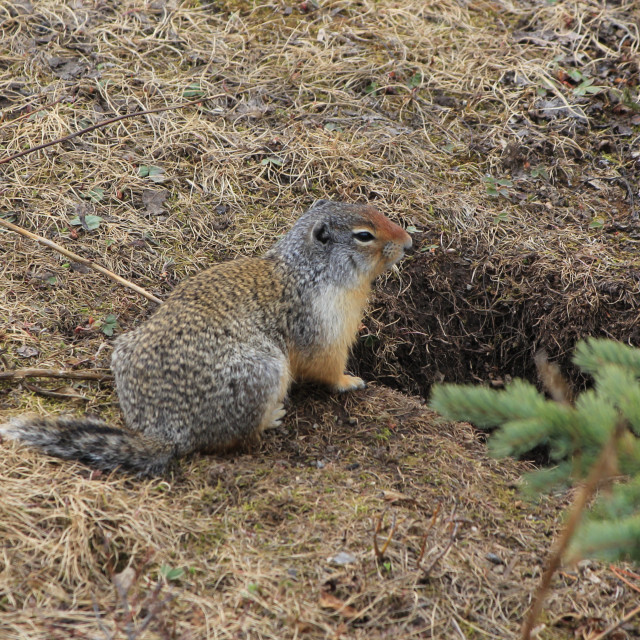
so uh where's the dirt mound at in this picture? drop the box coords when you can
[1,386,637,639]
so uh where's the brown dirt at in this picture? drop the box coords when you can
[1,0,640,638]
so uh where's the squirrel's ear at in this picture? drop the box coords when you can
[312,220,330,245]
[311,198,330,209]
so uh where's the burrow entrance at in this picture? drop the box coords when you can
[353,246,640,400]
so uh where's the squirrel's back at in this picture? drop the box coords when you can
[112,256,293,458]
[1,200,411,476]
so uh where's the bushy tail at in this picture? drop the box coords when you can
[0,416,174,476]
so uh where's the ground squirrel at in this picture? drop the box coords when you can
[1,200,412,476]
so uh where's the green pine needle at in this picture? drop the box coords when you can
[430,338,640,564]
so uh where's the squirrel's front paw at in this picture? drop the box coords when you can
[333,374,367,393]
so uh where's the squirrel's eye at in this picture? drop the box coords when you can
[353,231,375,243]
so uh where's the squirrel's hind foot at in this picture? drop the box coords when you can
[260,404,287,432]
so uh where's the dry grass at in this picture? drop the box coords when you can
[2,386,637,639]
[1,0,640,638]
[1,0,638,391]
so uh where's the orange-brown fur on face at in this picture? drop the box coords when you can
[353,207,412,278]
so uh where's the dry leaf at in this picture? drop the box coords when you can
[328,551,356,566]
[381,490,416,504]
[16,346,38,358]
[318,592,359,619]
[112,567,136,597]
[142,189,169,216]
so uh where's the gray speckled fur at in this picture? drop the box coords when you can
[111,260,290,457]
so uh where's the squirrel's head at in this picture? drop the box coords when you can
[273,200,412,284]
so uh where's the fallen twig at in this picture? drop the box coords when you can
[422,502,460,576]
[0,368,112,381]
[584,566,640,640]
[0,95,219,165]
[22,381,88,401]
[0,217,162,304]
[451,616,467,640]
[373,509,397,560]
[91,594,115,640]
[609,565,640,592]
[588,603,640,640]
[416,502,441,567]
[135,584,176,639]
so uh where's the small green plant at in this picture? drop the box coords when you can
[529,165,549,180]
[69,214,103,230]
[0,211,17,223]
[483,175,512,197]
[159,565,184,581]
[493,211,508,224]
[573,77,605,97]
[260,156,283,166]
[566,69,605,96]
[84,186,105,203]
[364,80,379,95]
[408,71,422,89]
[100,313,118,337]
[617,86,640,112]
[375,427,393,442]
[182,82,205,98]
[138,165,166,183]
[589,216,605,229]
[430,338,640,638]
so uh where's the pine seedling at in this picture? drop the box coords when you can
[430,338,640,639]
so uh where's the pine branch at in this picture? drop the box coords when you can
[430,380,550,429]
[567,514,640,563]
[430,339,640,637]
[574,338,640,379]
[521,420,626,640]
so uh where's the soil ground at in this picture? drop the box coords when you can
[1,1,639,638]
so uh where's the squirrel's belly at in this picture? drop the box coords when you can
[314,282,369,348]
[289,281,369,384]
